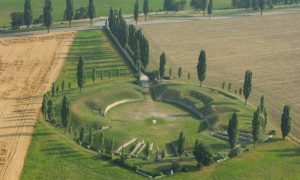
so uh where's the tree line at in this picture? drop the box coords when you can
[108,7,150,72]
[11,0,96,31]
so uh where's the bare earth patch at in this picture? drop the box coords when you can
[141,13,300,139]
[0,32,75,180]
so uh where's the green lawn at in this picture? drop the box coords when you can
[0,0,234,27]
[21,120,141,180]
[0,0,164,27]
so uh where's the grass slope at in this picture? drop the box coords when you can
[21,120,141,180]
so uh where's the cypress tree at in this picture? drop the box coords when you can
[228,112,239,149]
[88,129,93,149]
[228,82,232,92]
[258,0,265,15]
[281,105,291,139]
[140,37,150,70]
[110,139,115,155]
[98,132,104,153]
[43,0,53,33]
[56,86,59,96]
[47,99,54,121]
[243,70,252,105]
[207,0,213,19]
[61,95,71,132]
[177,132,185,159]
[88,0,96,26]
[51,83,55,97]
[159,52,167,81]
[252,107,261,147]
[79,127,85,145]
[239,88,243,97]
[169,67,172,78]
[41,94,48,120]
[143,0,149,21]
[188,73,191,80]
[61,80,65,94]
[178,67,182,79]
[92,67,96,84]
[64,0,74,27]
[77,56,85,92]
[24,0,33,28]
[134,0,139,24]
[222,82,226,90]
[161,150,166,160]
[193,142,214,166]
[197,49,207,86]
[134,39,141,65]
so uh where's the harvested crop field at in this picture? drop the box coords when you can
[141,12,300,140]
[0,32,75,180]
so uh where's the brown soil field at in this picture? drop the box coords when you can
[141,13,300,140]
[0,32,75,180]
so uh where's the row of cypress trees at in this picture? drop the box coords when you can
[22,0,95,32]
[108,8,150,71]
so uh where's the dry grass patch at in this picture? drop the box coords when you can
[141,13,300,139]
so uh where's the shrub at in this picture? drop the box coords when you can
[171,161,183,172]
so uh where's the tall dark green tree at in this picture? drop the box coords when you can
[177,132,185,159]
[228,112,239,149]
[140,37,150,70]
[134,0,139,24]
[41,94,48,120]
[193,142,214,166]
[243,70,252,105]
[207,0,213,19]
[61,95,71,132]
[98,132,104,153]
[159,53,167,80]
[51,83,55,97]
[281,105,291,140]
[88,0,96,26]
[252,107,261,147]
[258,0,265,15]
[24,0,33,28]
[47,99,54,121]
[134,39,141,66]
[64,0,74,27]
[61,80,65,94]
[87,129,94,149]
[43,0,53,33]
[77,56,85,92]
[92,67,96,84]
[143,0,149,21]
[79,127,85,145]
[197,49,207,86]
[178,67,182,79]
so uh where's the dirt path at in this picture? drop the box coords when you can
[0,32,75,180]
